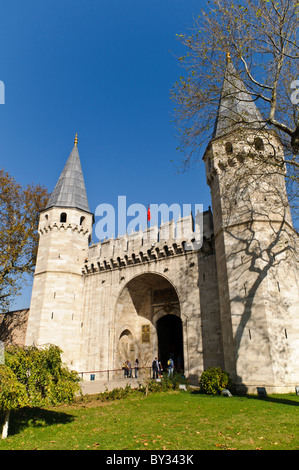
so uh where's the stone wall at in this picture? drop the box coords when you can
[0,309,29,347]
[204,129,299,392]
[78,227,223,384]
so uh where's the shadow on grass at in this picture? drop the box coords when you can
[190,389,299,407]
[4,407,75,436]
[244,394,299,407]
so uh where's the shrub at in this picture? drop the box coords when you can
[199,367,232,395]
[4,344,80,406]
[95,372,190,402]
[141,371,189,394]
[1,345,80,438]
[0,365,29,412]
[97,385,135,402]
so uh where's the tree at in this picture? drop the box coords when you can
[0,345,80,438]
[0,365,28,438]
[171,0,299,201]
[0,169,49,311]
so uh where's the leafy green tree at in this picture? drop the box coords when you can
[5,345,80,406]
[0,365,28,438]
[0,345,80,438]
[0,168,49,312]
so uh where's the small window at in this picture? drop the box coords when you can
[45,214,48,220]
[254,137,264,151]
[80,216,85,225]
[60,212,67,223]
[225,142,233,154]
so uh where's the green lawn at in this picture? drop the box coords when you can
[1,390,298,450]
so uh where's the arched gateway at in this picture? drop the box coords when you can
[113,273,184,374]
[25,58,299,393]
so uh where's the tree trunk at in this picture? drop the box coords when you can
[2,410,10,439]
[291,126,299,154]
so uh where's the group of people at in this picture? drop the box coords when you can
[152,356,174,379]
[122,359,139,378]
[122,356,176,380]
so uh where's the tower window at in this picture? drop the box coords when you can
[80,216,85,225]
[60,212,67,223]
[254,137,264,151]
[225,142,233,154]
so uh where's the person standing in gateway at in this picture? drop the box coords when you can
[168,357,174,376]
[134,359,139,379]
[152,357,159,379]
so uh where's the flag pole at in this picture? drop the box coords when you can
[147,204,151,228]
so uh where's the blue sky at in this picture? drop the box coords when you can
[1,1,211,309]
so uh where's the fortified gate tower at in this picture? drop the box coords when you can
[25,61,299,393]
[203,57,299,392]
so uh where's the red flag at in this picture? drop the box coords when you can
[147,205,151,222]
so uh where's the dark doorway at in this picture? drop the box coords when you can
[157,315,184,372]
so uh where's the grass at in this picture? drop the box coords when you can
[0,390,298,450]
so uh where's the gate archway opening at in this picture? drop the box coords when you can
[157,314,184,372]
[114,272,184,372]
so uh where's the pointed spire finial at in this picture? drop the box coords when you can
[212,51,264,139]
[74,133,78,147]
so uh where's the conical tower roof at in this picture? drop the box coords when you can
[213,55,264,139]
[45,134,90,213]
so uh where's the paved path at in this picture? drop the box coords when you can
[79,376,194,395]
[80,377,146,395]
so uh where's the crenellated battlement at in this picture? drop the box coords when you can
[38,221,91,236]
[83,209,214,273]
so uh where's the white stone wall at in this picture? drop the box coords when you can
[78,228,222,383]
[25,206,93,370]
[204,129,299,392]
